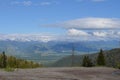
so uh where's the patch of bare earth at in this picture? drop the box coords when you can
[0,67,120,80]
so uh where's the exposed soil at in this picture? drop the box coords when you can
[0,67,120,80]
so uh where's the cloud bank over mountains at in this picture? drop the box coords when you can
[45,18,120,30]
[67,29,120,41]
[0,17,120,42]
[0,30,120,42]
[30,17,119,42]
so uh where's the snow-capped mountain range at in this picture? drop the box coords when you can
[0,34,56,42]
[0,31,120,42]
[0,33,119,63]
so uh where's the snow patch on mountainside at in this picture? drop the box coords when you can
[0,34,56,42]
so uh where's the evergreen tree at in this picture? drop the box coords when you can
[0,53,41,68]
[0,54,2,67]
[2,51,7,68]
[97,49,106,66]
[82,56,93,67]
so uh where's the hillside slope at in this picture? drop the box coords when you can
[52,48,120,67]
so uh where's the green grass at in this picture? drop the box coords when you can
[4,67,15,72]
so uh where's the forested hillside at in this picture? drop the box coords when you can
[0,52,42,68]
[52,48,120,67]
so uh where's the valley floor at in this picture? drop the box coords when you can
[0,67,120,80]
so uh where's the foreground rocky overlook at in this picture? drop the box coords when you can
[0,67,120,80]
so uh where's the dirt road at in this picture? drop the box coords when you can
[0,67,120,80]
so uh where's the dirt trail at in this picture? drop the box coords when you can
[0,67,120,80]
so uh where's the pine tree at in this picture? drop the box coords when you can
[82,56,93,67]
[0,53,40,68]
[0,54,2,68]
[2,51,7,68]
[97,49,106,66]
[82,56,87,67]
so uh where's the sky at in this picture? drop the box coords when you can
[0,0,120,41]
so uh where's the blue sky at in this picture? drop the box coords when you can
[0,0,120,41]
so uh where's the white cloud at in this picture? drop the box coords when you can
[67,29,90,36]
[40,2,52,6]
[67,29,120,41]
[22,1,32,6]
[45,17,120,30]
[93,31,107,37]
[92,30,120,41]
[0,30,120,42]
[11,1,32,6]
[11,1,54,7]
[117,32,120,36]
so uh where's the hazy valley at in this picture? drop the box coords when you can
[0,39,119,65]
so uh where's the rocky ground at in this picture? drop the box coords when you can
[0,67,120,80]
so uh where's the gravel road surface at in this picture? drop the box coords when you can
[0,67,120,80]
